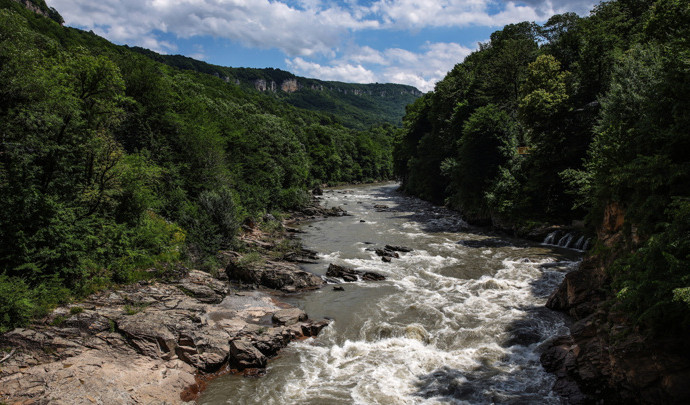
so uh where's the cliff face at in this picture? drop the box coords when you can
[11,0,63,23]
[542,203,690,404]
[250,76,422,98]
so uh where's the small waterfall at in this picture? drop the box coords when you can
[573,235,585,250]
[557,233,574,248]
[543,231,558,245]
[582,238,591,251]
[543,231,590,250]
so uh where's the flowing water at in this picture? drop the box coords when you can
[200,183,580,405]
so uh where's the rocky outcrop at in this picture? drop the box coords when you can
[12,0,63,23]
[542,204,690,404]
[271,308,308,326]
[299,204,349,218]
[325,263,386,282]
[0,270,329,404]
[226,256,325,292]
[281,79,300,93]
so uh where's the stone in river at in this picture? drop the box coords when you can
[326,263,385,282]
[384,245,413,253]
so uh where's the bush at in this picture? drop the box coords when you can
[0,275,34,332]
[0,275,71,332]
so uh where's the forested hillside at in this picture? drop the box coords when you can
[0,0,409,331]
[128,47,421,130]
[394,0,689,336]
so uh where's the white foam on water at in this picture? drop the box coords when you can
[244,252,572,404]
[202,185,577,405]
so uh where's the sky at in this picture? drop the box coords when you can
[46,0,595,92]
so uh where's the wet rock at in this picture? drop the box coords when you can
[375,248,399,259]
[382,256,392,263]
[251,328,291,357]
[326,263,359,282]
[312,186,323,195]
[283,248,319,264]
[272,308,308,326]
[385,245,413,253]
[333,286,345,291]
[326,263,386,282]
[374,204,389,210]
[301,320,329,337]
[360,220,366,223]
[284,226,305,234]
[361,272,386,281]
[458,238,511,248]
[545,257,607,318]
[229,339,266,369]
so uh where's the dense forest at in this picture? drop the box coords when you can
[128,47,421,130]
[0,0,409,331]
[395,0,689,334]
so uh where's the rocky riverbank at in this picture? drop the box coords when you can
[0,196,346,405]
[540,207,690,404]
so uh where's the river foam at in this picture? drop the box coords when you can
[200,183,578,405]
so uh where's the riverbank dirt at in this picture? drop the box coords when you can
[0,196,344,405]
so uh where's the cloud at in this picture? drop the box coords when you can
[49,0,594,55]
[377,42,474,91]
[366,0,595,28]
[286,57,377,83]
[49,0,379,56]
[288,42,473,91]
[47,0,595,88]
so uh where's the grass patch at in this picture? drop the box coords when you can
[69,306,84,315]
[123,302,149,315]
[237,251,265,268]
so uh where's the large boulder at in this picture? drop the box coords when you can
[226,257,325,291]
[326,263,385,282]
[229,339,266,369]
[175,269,228,304]
[272,308,308,326]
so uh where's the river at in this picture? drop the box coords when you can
[200,183,580,404]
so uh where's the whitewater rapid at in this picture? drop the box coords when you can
[200,183,579,404]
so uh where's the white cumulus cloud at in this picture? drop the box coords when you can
[286,57,377,83]
[288,42,473,91]
[49,0,379,55]
[47,0,595,87]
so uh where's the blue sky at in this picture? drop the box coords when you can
[47,0,595,91]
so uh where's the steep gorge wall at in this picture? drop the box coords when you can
[542,204,690,404]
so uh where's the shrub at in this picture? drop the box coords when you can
[0,275,35,332]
